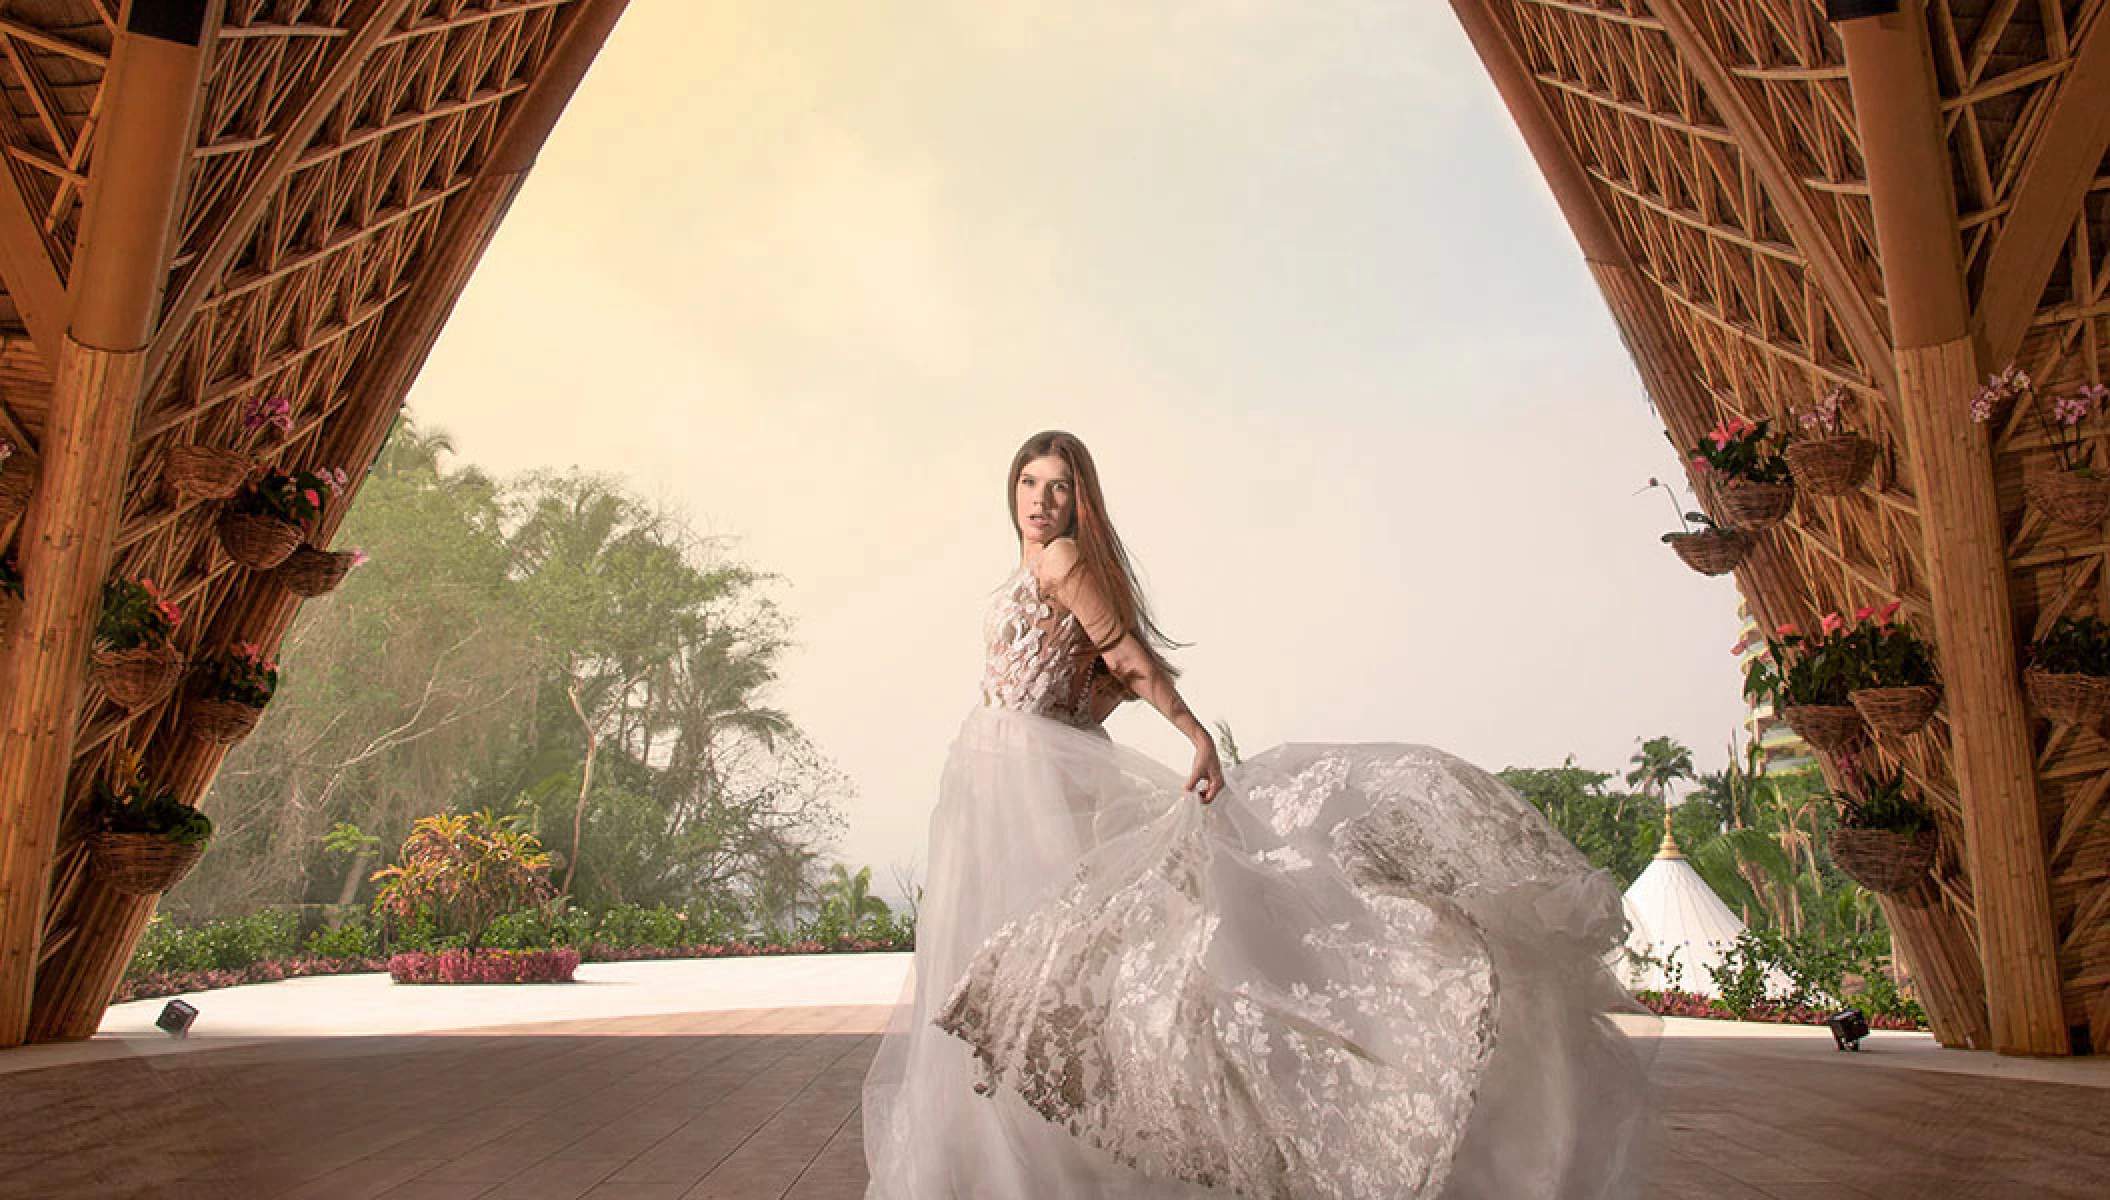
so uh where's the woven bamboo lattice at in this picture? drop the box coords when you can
[0,0,627,1045]
[1455,0,2110,1055]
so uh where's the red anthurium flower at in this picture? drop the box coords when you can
[1821,612,1844,636]
[1878,600,1902,624]
[302,488,322,509]
[1775,623,1798,637]
[1854,606,1876,621]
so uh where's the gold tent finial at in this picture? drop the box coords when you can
[1658,806,1683,859]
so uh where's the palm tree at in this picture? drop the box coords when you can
[1624,736,1694,820]
[820,864,892,925]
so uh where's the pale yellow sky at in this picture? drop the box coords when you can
[405,2,1748,893]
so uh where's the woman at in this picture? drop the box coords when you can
[861,432,1655,1199]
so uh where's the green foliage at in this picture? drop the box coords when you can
[97,751,213,846]
[1847,612,1938,689]
[1690,416,1791,484]
[1706,926,1902,1017]
[97,576,182,651]
[127,910,300,979]
[195,643,280,707]
[1742,617,1872,709]
[175,411,846,933]
[322,822,382,860]
[231,465,333,525]
[370,810,556,950]
[2030,615,2110,676]
[1834,768,1934,834]
[305,916,379,960]
[1498,761,1658,886]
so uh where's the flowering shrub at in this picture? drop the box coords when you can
[196,642,279,707]
[1635,989,1925,1031]
[230,465,333,525]
[115,955,387,1004]
[1972,362,2109,474]
[388,947,580,984]
[97,576,182,651]
[2030,615,2110,676]
[370,811,555,950]
[1690,415,1790,484]
[1837,602,1937,689]
[1742,612,1873,709]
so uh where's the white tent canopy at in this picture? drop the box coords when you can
[1617,818,1750,997]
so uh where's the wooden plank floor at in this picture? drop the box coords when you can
[0,1006,2102,1198]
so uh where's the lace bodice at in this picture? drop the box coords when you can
[980,564,1097,727]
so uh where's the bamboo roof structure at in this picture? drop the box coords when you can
[1454,0,2110,1056]
[0,0,626,1047]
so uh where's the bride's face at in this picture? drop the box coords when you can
[1016,454,1075,546]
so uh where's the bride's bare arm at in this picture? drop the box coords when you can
[1038,540,1225,802]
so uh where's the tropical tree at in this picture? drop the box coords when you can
[1624,735,1694,820]
[819,864,892,925]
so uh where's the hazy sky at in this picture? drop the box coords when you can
[405,2,1750,893]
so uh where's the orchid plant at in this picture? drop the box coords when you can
[1640,476,1727,542]
[1971,364,2109,475]
[2029,615,2110,678]
[196,642,279,708]
[1830,764,1934,835]
[1690,414,1791,485]
[96,748,213,846]
[97,576,183,652]
[1794,386,1854,439]
[241,395,294,441]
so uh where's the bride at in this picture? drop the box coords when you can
[861,431,1656,1199]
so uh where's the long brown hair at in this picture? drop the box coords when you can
[1007,431,1183,679]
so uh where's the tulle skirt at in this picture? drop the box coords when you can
[861,707,1657,1199]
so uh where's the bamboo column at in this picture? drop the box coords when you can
[0,6,215,1050]
[1447,0,2001,1040]
[25,0,635,1042]
[1838,3,2066,1055]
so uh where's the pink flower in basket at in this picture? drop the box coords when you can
[242,395,293,436]
[1820,612,1844,637]
[349,548,370,568]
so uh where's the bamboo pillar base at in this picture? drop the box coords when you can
[1883,880,1994,1050]
[27,881,156,1043]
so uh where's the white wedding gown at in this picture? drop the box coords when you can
[861,564,1657,1199]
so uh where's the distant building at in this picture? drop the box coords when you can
[1733,600,1812,774]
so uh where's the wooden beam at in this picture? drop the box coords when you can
[143,0,421,386]
[1648,0,1900,403]
[1838,1,2068,1057]
[0,163,66,367]
[24,0,634,1044]
[1973,9,2110,367]
[0,4,217,1049]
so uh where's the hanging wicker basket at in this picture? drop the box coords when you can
[1783,436,1877,497]
[91,643,184,711]
[2023,666,2110,727]
[275,545,358,597]
[1712,478,1796,531]
[1827,826,1937,895]
[1850,684,1943,738]
[218,511,303,571]
[1669,529,1751,576]
[2023,467,2110,528]
[1781,703,1868,754]
[0,460,32,522]
[162,445,253,501]
[188,695,265,746]
[88,831,207,897]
